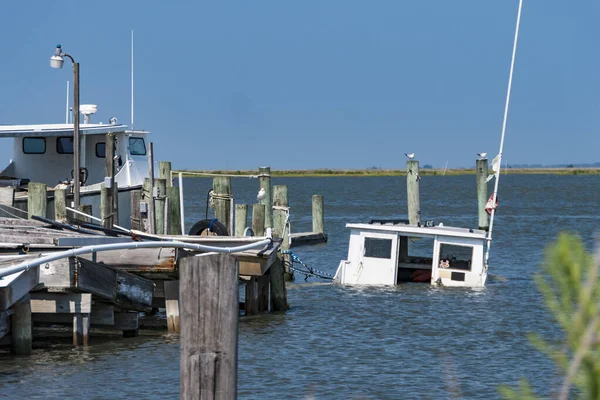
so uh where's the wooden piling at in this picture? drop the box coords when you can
[54,188,67,223]
[73,313,91,346]
[101,184,114,229]
[78,204,93,223]
[147,142,156,234]
[166,187,182,235]
[212,177,232,235]
[406,160,421,225]
[273,185,292,281]
[130,189,143,231]
[10,294,31,355]
[251,204,265,237]
[159,161,172,187]
[155,178,167,235]
[164,280,180,334]
[0,187,14,206]
[143,178,153,233]
[27,182,47,219]
[103,132,116,229]
[235,204,248,236]
[270,257,289,312]
[244,275,270,315]
[476,158,489,230]
[312,195,324,234]
[258,166,272,229]
[180,254,238,400]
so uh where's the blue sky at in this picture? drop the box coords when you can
[0,1,598,169]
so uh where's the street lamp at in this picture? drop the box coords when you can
[51,44,81,209]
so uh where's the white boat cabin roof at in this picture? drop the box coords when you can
[0,123,148,138]
[346,222,487,240]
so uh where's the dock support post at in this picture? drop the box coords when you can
[130,189,143,230]
[77,204,93,223]
[180,254,238,400]
[101,184,113,229]
[73,313,90,347]
[164,280,180,334]
[155,178,167,235]
[54,188,67,223]
[312,195,324,234]
[476,158,489,231]
[406,160,421,225]
[258,166,272,229]
[102,132,116,229]
[166,187,182,235]
[245,275,270,315]
[147,142,156,234]
[212,177,232,235]
[10,294,31,355]
[27,182,47,219]
[251,204,265,237]
[273,185,292,281]
[235,204,248,237]
[159,161,172,187]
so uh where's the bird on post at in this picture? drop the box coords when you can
[477,152,487,158]
[405,153,415,160]
[257,188,266,201]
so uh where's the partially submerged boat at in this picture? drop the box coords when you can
[333,220,487,287]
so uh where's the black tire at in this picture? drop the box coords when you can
[188,218,229,236]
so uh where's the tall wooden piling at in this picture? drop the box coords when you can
[212,177,232,235]
[164,280,180,334]
[258,166,272,229]
[406,160,421,225]
[147,142,156,234]
[54,188,67,223]
[155,178,167,235]
[159,161,172,187]
[166,187,182,235]
[251,204,265,236]
[10,294,32,355]
[273,185,292,281]
[130,189,143,230]
[180,254,238,400]
[476,158,489,230]
[101,184,114,229]
[27,182,47,219]
[78,204,93,223]
[103,132,116,229]
[312,195,324,234]
[235,204,248,236]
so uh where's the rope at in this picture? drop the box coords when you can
[174,171,268,179]
[208,190,233,210]
[281,250,334,281]
[273,205,291,245]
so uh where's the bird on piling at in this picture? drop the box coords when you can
[477,152,487,158]
[257,188,266,201]
[405,153,415,160]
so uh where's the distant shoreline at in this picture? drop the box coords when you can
[174,168,600,177]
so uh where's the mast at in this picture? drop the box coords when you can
[484,0,524,267]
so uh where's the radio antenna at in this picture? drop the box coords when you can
[131,29,134,130]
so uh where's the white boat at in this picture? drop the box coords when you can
[0,112,151,228]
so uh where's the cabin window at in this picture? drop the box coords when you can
[96,143,106,158]
[129,137,146,156]
[56,137,74,154]
[364,237,392,259]
[438,244,473,271]
[23,137,46,154]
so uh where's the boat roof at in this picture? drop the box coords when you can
[0,123,149,138]
[346,223,488,240]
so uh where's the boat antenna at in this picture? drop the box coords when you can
[485,0,524,268]
[131,29,135,131]
[65,80,70,124]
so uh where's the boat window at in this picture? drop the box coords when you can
[56,137,74,154]
[438,244,473,271]
[364,237,392,259]
[129,137,146,156]
[96,143,106,158]
[23,137,46,154]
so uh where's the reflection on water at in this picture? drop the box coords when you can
[1,175,598,399]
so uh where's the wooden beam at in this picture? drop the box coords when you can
[164,280,179,334]
[0,267,39,311]
[30,292,92,314]
[33,304,114,326]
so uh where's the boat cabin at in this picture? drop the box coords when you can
[333,221,488,288]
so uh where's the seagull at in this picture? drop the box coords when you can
[257,188,266,201]
[477,152,487,158]
[405,153,415,160]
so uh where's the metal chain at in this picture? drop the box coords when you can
[281,250,334,281]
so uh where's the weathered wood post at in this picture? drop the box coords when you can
[164,280,180,334]
[0,187,14,206]
[406,159,421,225]
[101,132,116,229]
[166,187,182,235]
[155,178,167,235]
[476,157,489,230]
[78,204,93,223]
[130,189,143,230]
[180,254,238,400]
[212,177,232,235]
[273,185,293,281]
[235,204,248,237]
[27,182,47,219]
[10,294,32,355]
[312,195,324,234]
[54,188,67,223]
[101,184,113,229]
[159,161,172,187]
[258,166,272,229]
[251,204,265,236]
[147,142,156,234]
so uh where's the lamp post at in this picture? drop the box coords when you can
[51,44,81,209]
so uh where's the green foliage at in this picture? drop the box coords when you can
[499,233,600,399]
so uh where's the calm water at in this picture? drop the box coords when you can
[1,174,598,399]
